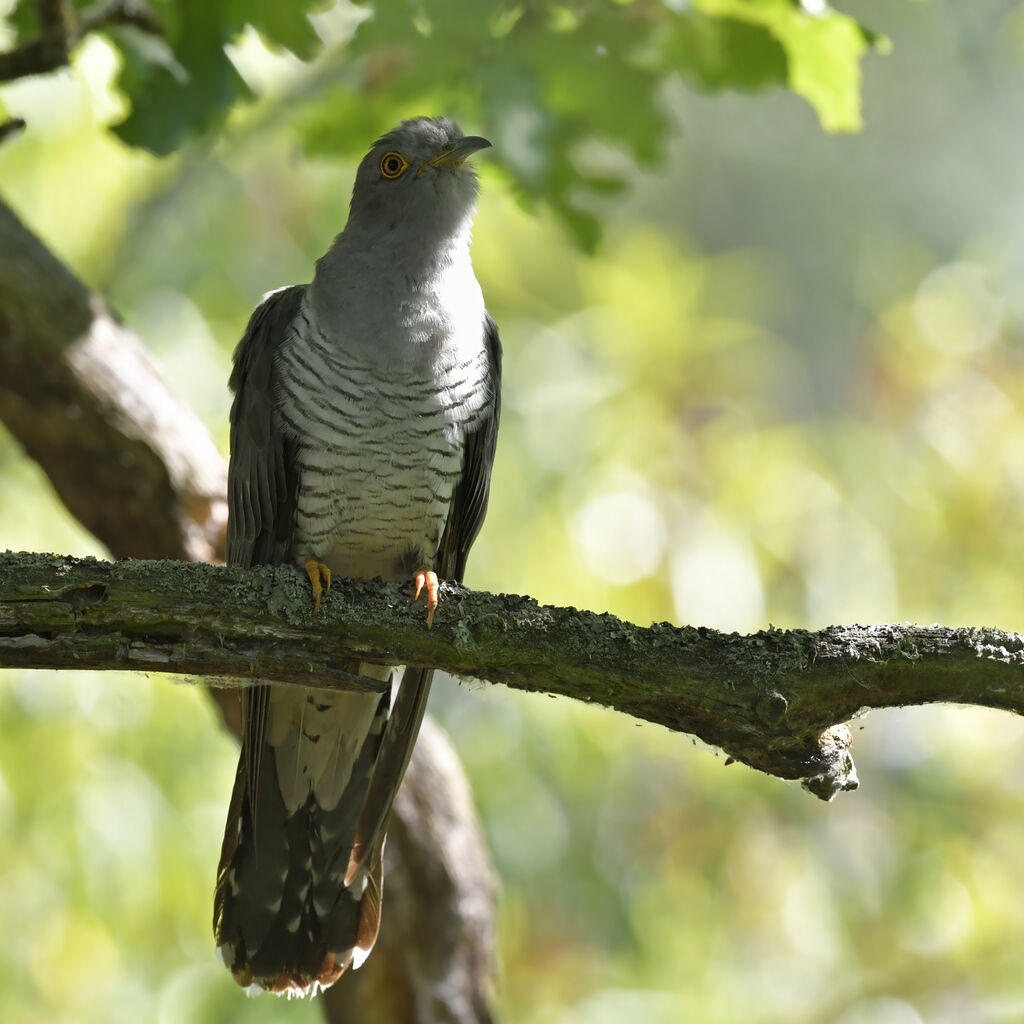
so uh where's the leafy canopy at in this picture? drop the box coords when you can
[5,0,884,244]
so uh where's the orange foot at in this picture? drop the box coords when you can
[304,559,332,614]
[413,568,439,629]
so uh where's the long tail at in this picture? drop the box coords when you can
[213,666,435,995]
[214,678,394,995]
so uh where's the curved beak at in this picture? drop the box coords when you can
[448,136,492,160]
[418,136,492,176]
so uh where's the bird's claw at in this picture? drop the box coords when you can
[304,559,332,614]
[413,569,439,629]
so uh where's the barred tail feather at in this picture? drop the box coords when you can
[214,682,390,996]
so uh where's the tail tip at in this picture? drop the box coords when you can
[221,950,352,998]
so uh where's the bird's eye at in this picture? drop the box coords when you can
[380,152,409,179]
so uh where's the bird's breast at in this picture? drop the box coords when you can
[275,302,491,580]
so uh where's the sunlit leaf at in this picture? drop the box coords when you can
[112,0,328,153]
[693,0,880,131]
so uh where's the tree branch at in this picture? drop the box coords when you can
[0,117,26,145]
[0,199,227,563]
[4,549,1023,801]
[0,0,162,83]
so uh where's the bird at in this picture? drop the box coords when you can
[213,116,501,996]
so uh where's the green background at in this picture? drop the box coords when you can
[3,1,1024,1021]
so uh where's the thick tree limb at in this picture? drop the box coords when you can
[0,199,227,563]
[4,549,1024,801]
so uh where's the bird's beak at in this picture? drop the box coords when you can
[418,136,492,176]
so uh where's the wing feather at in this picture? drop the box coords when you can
[227,284,304,570]
[225,284,306,810]
[438,312,502,582]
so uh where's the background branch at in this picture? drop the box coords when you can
[0,199,227,563]
[0,0,162,83]
[4,550,1024,802]
[0,117,26,144]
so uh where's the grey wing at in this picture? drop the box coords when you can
[227,284,306,570]
[345,313,502,882]
[226,284,306,797]
[438,311,503,582]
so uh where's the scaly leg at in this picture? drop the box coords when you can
[413,567,439,629]
[304,559,332,614]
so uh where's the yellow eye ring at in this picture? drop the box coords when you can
[380,152,409,179]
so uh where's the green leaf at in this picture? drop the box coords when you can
[781,11,879,132]
[111,0,328,154]
[100,0,885,241]
[228,0,326,60]
[668,14,788,93]
[112,1,249,154]
[693,0,877,132]
[5,0,39,44]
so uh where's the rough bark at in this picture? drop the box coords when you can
[0,199,228,563]
[4,549,1024,801]
[0,195,499,1023]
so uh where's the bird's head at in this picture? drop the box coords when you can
[347,116,491,241]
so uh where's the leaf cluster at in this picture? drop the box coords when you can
[3,0,885,245]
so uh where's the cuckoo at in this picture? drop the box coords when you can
[214,116,501,995]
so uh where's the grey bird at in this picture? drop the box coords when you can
[213,116,501,996]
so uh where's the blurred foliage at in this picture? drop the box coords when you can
[7,0,882,246]
[5,1,1024,1023]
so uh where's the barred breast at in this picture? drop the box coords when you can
[274,298,490,583]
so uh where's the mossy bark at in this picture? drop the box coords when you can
[5,549,1023,801]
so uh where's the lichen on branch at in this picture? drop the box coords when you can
[3,549,1023,802]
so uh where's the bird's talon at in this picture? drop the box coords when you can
[413,569,439,628]
[304,559,332,614]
